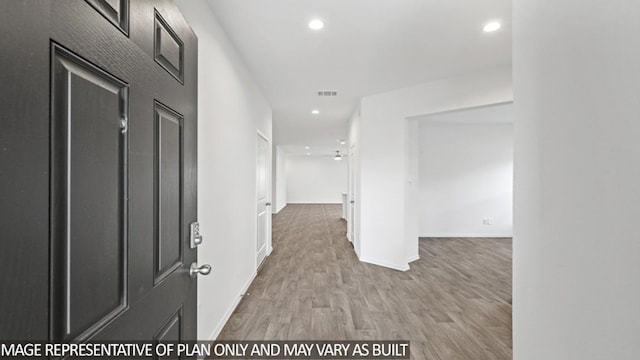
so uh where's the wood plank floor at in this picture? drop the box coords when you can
[217,204,512,360]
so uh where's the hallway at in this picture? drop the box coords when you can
[218,205,512,359]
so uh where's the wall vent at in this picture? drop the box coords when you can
[317,90,338,96]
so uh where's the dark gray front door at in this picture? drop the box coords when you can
[0,0,198,343]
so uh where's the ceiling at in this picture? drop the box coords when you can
[206,0,512,156]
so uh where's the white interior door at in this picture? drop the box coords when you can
[256,133,269,267]
[349,145,359,254]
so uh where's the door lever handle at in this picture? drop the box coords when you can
[190,263,212,277]
[266,202,271,206]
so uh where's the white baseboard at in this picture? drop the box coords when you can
[359,256,410,272]
[286,202,342,205]
[420,233,513,238]
[273,203,286,214]
[206,270,257,341]
[407,254,420,263]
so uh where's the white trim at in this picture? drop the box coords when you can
[347,143,359,262]
[273,202,286,214]
[255,131,272,271]
[359,257,410,272]
[257,243,267,266]
[256,129,270,143]
[405,100,514,120]
[205,270,257,341]
[408,254,420,263]
[419,233,513,238]
[286,202,342,205]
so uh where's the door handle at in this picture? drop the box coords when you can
[266,202,271,206]
[190,263,212,277]
[350,200,355,204]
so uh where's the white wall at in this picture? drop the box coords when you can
[353,66,513,271]
[286,155,347,204]
[272,146,287,213]
[405,119,419,262]
[418,122,513,237]
[514,0,640,359]
[175,0,272,341]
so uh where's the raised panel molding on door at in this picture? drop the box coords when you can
[49,42,129,342]
[86,0,130,36]
[153,100,184,286]
[154,306,183,344]
[154,9,184,84]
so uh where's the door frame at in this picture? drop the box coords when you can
[255,130,272,270]
[348,143,359,257]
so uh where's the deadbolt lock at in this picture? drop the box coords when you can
[190,222,203,248]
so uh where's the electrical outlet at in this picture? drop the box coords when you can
[483,218,493,225]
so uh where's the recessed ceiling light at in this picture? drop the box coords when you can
[338,139,346,145]
[306,152,311,156]
[483,22,501,32]
[308,19,325,31]
[305,146,310,150]
[311,109,320,115]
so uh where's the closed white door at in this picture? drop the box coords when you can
[256,133,269,267]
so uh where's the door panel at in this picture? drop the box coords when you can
[154,9,184,83]
[154,306,183,344]
[50,43,129,342]
[0,0,198,343]
[86,0,129,35]
[154,102,184,284]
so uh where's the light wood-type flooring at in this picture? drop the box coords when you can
[217,204,512,360]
